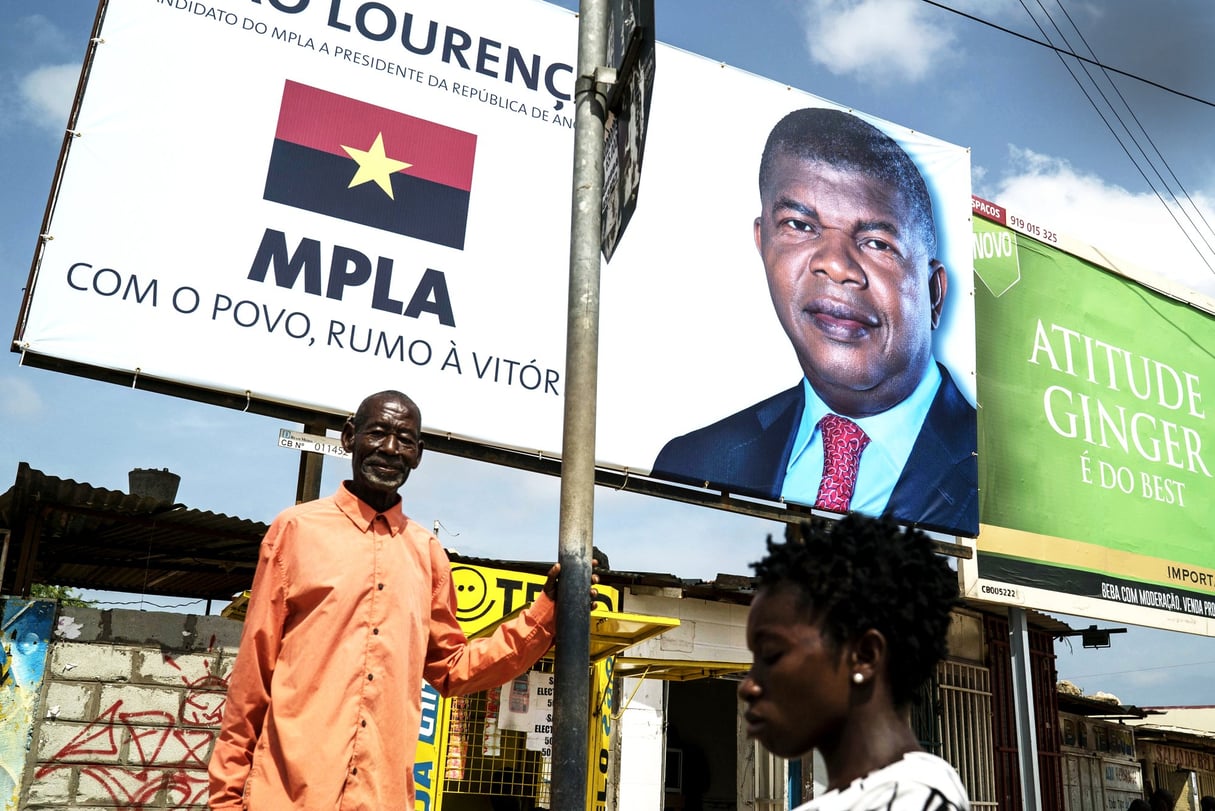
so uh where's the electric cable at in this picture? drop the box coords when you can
[1053,0,1215,250]
[919,0,1215,107]
[1015,0,1215,275]
[924,0,1215,278]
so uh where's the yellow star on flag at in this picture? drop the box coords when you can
[341,132,412,199]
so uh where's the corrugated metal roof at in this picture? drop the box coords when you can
[1057,690,1150,719]
[0,463,266,600]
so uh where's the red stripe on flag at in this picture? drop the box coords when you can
[274,80,476,192]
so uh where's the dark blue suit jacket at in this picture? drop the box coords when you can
[651,364,978,536]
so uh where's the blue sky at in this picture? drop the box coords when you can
[3,0,1215,706]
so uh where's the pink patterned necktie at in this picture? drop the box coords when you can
[814,414,871,512]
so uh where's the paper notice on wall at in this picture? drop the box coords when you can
[498,670,554,743]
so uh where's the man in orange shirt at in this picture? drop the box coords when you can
[209,390,565,810]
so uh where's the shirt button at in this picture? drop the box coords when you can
[351,767,358,775]
[368,673,374,681]
[361,719,367,728]
[373,628,379,635]
[377,583,384,590]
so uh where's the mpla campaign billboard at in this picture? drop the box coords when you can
[965,197,1215,634]
[14,0,975,536]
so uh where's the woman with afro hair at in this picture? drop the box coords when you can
[738,513,969,810]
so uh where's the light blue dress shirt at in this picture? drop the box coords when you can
[781,362,942,513]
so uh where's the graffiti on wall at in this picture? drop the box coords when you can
[36,656,228,810]
[0,599,55,811]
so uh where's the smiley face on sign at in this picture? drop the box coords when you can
[451,565,496,623]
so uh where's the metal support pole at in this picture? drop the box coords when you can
[551,1,610,808]
[1010,608,1042,811]
[295,421,326,504]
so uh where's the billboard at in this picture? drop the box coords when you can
[965,197,1215,634]
[14,0,974,535]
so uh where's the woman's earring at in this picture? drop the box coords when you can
[852,672,864,685]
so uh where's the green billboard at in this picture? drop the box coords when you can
[971,197,1215,631]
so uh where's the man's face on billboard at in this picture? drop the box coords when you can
[754,153,945,417]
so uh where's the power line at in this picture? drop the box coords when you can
[919,0,1215,108]
[1052,0,1215,251]
[1062,660,1215,680]
[924,0,1215,280]
[88,597,206,609]
[1015,0,1215,275]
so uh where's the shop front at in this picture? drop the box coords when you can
[1137,741,1215,811]
[1059,704,1143,811]
[415,562,680,811]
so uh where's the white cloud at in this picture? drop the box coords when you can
[795,0,1112,87]
[988,146,1215,300]
[0,375,44,418]
[19,63,79,132]
[11,15,73,58]
[800,0,956,84]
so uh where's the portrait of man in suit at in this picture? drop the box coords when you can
[651,107,977,536]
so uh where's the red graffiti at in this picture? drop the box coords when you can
[37,667,228,810]
[181,675,227,726]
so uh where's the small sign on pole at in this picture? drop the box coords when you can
[600,0,654,260]
[276,428,349,459]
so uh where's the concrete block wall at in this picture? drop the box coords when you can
[25,606,243,810]
[623,591,752,665]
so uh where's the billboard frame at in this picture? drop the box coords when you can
[10,0,976,557]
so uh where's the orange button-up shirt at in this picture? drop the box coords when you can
[208,484,556,810]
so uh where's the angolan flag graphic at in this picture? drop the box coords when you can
[264,80,476,250]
